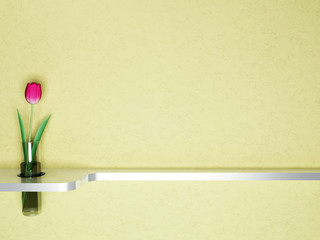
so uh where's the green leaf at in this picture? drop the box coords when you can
[32,115,51,161]
[17,109,28,164]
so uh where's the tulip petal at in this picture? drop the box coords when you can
[25,82,42,104]
[37,84,42,103]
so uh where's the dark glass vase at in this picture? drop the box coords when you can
[20,162,42,216]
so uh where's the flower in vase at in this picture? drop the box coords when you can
[18,82,50,166]
[25,83,42,104]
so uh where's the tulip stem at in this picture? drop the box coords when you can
[28,104,34,142]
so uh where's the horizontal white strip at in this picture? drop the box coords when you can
[92,172,320,181]
[0,169,320,192]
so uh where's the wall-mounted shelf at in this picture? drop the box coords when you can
[1,168,320,192]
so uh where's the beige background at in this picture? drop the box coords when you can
[2,181,320,240]
[0,0,320,169]
[0,0,320,239]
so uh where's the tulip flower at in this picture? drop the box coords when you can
[17,82,50,170]
[25,83,42,104]
[25,82,42,142]
[18,82,50,216]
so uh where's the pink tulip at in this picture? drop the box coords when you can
[25,83,42,104]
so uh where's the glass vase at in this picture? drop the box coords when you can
[19,141,43,216]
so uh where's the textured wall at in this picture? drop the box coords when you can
[2,182,320,239]
[0,0,320,239]
[0,0,320,168]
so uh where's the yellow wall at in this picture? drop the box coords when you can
[2,182,320,239]
[1,0,320,239]
[1,0,320,169]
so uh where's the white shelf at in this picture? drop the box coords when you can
[1,168,320,192]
